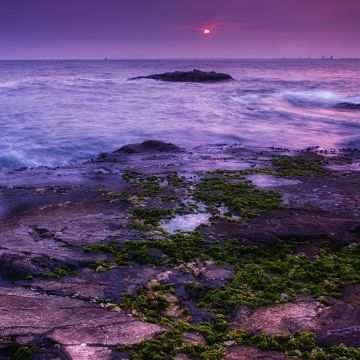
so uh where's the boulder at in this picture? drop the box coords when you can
[114,140,183,154]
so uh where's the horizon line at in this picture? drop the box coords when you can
[1,57,360,62]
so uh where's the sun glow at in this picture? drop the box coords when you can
[203,29,211,35]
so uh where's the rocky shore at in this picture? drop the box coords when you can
[0,140,359,359]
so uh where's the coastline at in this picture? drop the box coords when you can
[0,140,359,359]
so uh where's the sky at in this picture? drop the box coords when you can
[1,0,360,59]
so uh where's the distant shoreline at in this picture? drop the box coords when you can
[1,57,360,62]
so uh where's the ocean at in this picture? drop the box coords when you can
[0,59,359,168]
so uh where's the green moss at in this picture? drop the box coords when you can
[166,171,184,187]
[120,328,360,359]
[131,208,174,227]
[86,232,207,268]
[272,155,329,177]
[85,241,152,267]
[85,235,359,312]
[228,330,360,359]
[0,343,39,360]
[117,329,226,360]
[147,232,209,266]
[43,266,74,279]
[194,174,282,219]
[123,171,163,195]
[13,346,38,360]
[98,190,131,200]
[119,332,223,360]
[121,288,172,323]
[200,242,360,312]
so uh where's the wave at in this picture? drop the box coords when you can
[281,90,360,110]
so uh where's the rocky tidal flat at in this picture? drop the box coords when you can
[0,140,359,360]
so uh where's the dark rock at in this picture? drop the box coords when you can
[114,140,183,154]
[201,209,360,246]
[33,348,71,360]
[334,102,360,111]
[180,300,215,323]
[200,264,235,289]
[316,285,360,347]
[28,265,163,302]
[128,69,233,82]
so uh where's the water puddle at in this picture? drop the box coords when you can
[246,174,301,188]
[161,213,211,233]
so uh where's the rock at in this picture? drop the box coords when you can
[0,143,359,355]
[231,298,322,336]
[224,346,292,359]
[182,332,207,345]
[201,209,360,246]
[334,102,360,111]
[128,69,233,82]
[231,290,360,347]
[0,286,164,349]
[114,140,183,154]
[200,264,235,288]
[174,355,191,360]
[33,347,71,360]
[64,345,116,360]
[316,285,360,347]
[28,265,164,302]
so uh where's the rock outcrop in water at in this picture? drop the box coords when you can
[0,140,360,359]
[114,140,184,154]
[128,69,233,82]
[334,102,360,110]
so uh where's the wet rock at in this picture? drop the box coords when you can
[316,285,360,347]
[200,264,235,288]
[64,345,115,360]
[231,298,322,336]
[180,299,215,323]
[0,142,359,355]
[246,174,301,188]
[201,209,360,245]
[28,265,163,301]
[128,69,233,82]
[334,102,360,111]
[174,355,191,360]
[231,290,360,347]
[182,332,207,345]
[33,347,71,360]
[114,140,183,154]
[0,232,109,279]
[292,244,322,260]
[224,346,292,360]
[0,286,164,348]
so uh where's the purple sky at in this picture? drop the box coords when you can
[1,0,360,59]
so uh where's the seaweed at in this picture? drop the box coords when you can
[272,156,329,177]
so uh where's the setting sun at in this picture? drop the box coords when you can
[203,29,211,34]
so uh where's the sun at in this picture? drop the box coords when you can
[203,29,211,35]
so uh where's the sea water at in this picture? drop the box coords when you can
[0,59,359,168]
